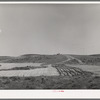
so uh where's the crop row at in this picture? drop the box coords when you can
[53,64,85,76]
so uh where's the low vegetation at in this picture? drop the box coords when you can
[0,75,100,89]
[0,66,47,71]
[0,54,67,64]
[1,54,100,65]
[0,54,100,89]
[72,55,100,65]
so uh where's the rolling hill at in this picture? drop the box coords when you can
[0,54,100,65]
[0,54,100,89]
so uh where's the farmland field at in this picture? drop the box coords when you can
[66,64,100,76]
[0,54,100,89]
[0,63,43,69]
[53,64,92,77]
[0,64,59,77]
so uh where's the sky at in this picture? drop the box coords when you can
[0,4,100,56]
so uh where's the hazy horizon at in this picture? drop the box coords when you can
[0,4,100,56]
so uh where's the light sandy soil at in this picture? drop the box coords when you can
[0,64,59,77]
[0,63,43,69]
[67,64,100,75]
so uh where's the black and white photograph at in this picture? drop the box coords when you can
[0,3,100,89]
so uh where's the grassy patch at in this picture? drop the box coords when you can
[0,66,47,71]
[0,74,99,89]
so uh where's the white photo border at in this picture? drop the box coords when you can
[0,1,100,99]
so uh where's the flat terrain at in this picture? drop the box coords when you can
[0,63,43,69]
[0,63,59,77]
[67,64,100,76]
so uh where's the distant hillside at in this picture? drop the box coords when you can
[90,54,100,57]
[0,54,67,64]
[0,56,16,62]
[0,54,100,65]
[72,55,100,65]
